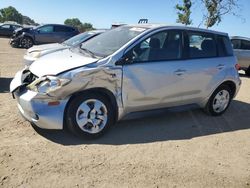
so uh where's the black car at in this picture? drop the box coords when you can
[0,23,23,37]
[10,24,79,48]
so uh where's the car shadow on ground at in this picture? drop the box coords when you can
[0,77,12,93]
[33,100,250,146]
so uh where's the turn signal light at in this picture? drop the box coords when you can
[48,101,60,106]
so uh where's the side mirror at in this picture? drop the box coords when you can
[115,56,133,65]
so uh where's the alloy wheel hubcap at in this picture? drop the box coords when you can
[76,99,108,134]
[212,90,230,113]
[21,38,32,48]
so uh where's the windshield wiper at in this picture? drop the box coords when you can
[80,47,98,58]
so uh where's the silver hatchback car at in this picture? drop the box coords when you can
[10,24,241,138]
[231,36,250,76]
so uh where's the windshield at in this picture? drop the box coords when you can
[63,32,96,46]
[80,26,147,57]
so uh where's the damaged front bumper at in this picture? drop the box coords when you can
[9,34,23,47]
[10,70,68,130]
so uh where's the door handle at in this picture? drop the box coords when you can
[217,64,225,70]
[174,69,186,76]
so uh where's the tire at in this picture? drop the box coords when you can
[245,67,250,76]
[65,93,115,138]
[204,85,232,116]
[20,36,33,49]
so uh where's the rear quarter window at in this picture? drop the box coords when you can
[217,36,233,56]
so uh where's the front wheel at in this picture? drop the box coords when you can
[204,85,232,116]
[20,37,33,49]
[65,93,115,138]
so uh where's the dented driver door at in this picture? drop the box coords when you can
[121,29,186,112]
[122,60,185,112]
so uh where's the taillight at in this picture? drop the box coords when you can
[235,64,241,70]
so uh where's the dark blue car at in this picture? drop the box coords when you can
[10,24,79,48]
[0,23,22,37]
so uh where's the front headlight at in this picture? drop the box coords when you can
[30,51,41,58]
[27,76,71,95]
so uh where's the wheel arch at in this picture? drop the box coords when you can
[22,33,34,42]
[200,79,238,108]
[220,80,237,97]
[63,87,119,129]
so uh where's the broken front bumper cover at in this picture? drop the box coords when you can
[14,88,68,130]
[10,70,68,130]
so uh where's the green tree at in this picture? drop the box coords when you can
[22,15,38,26]
[64,18,94,32]
[81,23,94,31]
[175,0,192,25]
[64,18,82,28]
[0,6,23,24]
[200,0,240,28]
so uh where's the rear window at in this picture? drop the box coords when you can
[1,24,11,29]
[217,36,233,56]
[188,32,216,58]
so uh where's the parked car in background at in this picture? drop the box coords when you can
[231,36,250,76]
[10,24,79,48]
[0,23,22,37]
[23,30,106,66]
[10,25,241,138]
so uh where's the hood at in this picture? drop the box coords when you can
[14,27,32,34]
[28,43,64,53]
[29,49,98,77]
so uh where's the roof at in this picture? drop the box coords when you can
[230,36,250,41]
[87,29,107,34]
[37,24,77,29]
[1,22,22,26]
[127,24,228,36]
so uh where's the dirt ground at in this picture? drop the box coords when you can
[0,37,250,188]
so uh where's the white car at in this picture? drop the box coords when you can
[23,30,105,66]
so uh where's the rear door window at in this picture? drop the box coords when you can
[188,32,216,58]
[54,26,74,32]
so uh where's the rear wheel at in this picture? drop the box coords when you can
[20,37,33,49]
[204,85,232,116]
[65,93,115,138]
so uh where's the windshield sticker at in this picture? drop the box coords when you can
[129,27,146,32]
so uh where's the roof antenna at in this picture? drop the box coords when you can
[138,19,148,24]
